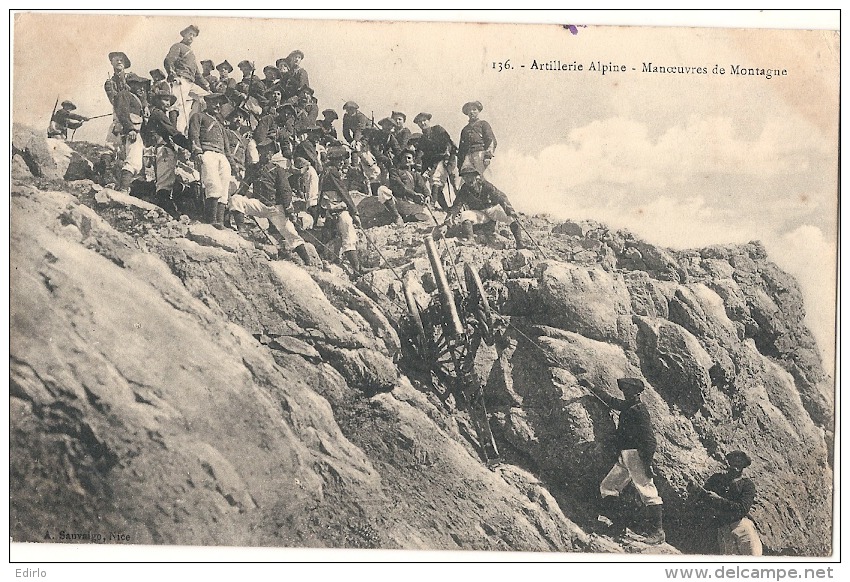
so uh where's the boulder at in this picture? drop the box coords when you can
[537,262,632,344]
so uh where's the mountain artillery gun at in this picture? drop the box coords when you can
[399,234,504,465]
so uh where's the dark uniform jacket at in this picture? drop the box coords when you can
[144,107,191,149]
[342,110,371,144]
[242,161,293,208]
[451,178,516,215]
[104,72,130,106]
[114,91,146,136]
[595,393,657,466]
[394,127,412,149]
[188,111,232,157]
[164,41,209,89]
[318,166,357,215]
[703,473,757,526]
[50,110,86,138]
[370,130,401,170]
[281,67,309,100]
[419,125,456,170]
[458,119,496,164]
[389,166,429,203]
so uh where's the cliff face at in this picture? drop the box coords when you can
[10,131,834,555]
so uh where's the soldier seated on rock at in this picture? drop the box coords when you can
[691,450,763,555]
[229,138,314,266]
[447,166,525,249]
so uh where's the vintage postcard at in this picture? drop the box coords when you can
[9,10,839,567]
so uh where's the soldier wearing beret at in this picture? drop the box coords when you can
[342,101,372,146]
[588,377,666,545]
[163,25,210,133]
[457,100,497,179]
[230,139,314,266]
[414,112,458,209]
[693,451,763,555]
[448,167,525,249]
[318,146,363,276]
[390,111,412,149]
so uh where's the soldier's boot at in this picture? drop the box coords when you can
[155,189,178,218]
[203,197,218,224]
[231,211,246,236]
[460,220,474,240]
[118,169,134,193]
[294,243,313,267]
[510,221,527,249]
[643,505,666,545]
[343,250,362,277]
[213,202,226,230]
[384,198,405,226]
[598,495,626,537]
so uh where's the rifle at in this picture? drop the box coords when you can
[47,95,60,138]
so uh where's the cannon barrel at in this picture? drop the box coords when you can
[424,236,465,338]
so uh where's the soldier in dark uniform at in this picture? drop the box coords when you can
[390,111,412,149]
[693,451,763,555]
[149,69,171,95]
[292,86,319,134]
[49,101,89,140]
[318,109,339,143]
[318,146,362,275]
[414,112,458,209]
[143,90,192,216]
[200,59,217,89]
[370,119,402,173]
[104,51,131,149]
[449,167,525,249]
[589,377,666,545]
[262,65,281,91]
[281,50,309,101]
[342,101,372,146]
[457,100,496,178]
[229,139,314,266]
[214,61,237,93]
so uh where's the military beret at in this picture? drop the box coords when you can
[125,73,151,86]
[200,59,214,68]
[617,377,645,392]
[180,25,200,37]
[413,112,432,124]
[149,68,166,80]
[462,100,483,115]
[287,50,305,61]
[726,450,752,468]
[459,165,480,176]
[377,117,395,129]
[263,65,279,75]
[216,60,233,73]
[151,91,177,106]
[238,60,254,70]
[108,51,131,68]
[391,111,406,122]
[322,109,338,121]
[203,92,229,104]
[343,101,359,110]
[61,100,77,110]
[275,58,290,68]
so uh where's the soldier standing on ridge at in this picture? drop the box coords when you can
[113,73,151,192]
[414,112,458,209]
[692,450,763,555]
[163,24,210,134]
[188,92,234,228]
[317,146,363,276]
[589,377,666,545]
[104,51,131,149]
[457,100,496,179]
[143,89,192,217]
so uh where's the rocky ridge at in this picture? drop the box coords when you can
[10,128,834,555]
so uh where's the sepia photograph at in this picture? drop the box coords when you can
[8,9,839,567]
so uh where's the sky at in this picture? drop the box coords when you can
[11,10,840,371]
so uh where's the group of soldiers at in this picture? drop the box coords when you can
[57,24,762,555]
[85,23,525,275]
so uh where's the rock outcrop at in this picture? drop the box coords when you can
[10,133,834,556]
